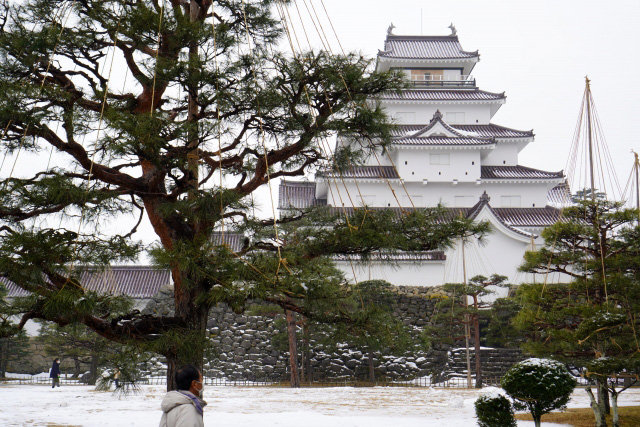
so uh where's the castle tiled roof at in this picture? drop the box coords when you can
[278,180,326,209]
[317,166,399,180]
[547,183,572,207]
[211,232,246,252]
[481,165,564,180]
[492,207,561,227]
[391,124,533,139]
[453,124,534,138]
[378,35,479,60]
[381,89,506,102]
[2,266,171,298]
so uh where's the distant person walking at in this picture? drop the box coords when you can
[159,365,206,427]
[113,368,121,389]
[49,358,61,388]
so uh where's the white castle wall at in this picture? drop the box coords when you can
[386,103,495,125]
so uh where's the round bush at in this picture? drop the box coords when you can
[474,394,516,427]
[501,358,576,427]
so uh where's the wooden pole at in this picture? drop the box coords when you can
[634,151,639,220]
[585,77,596,201]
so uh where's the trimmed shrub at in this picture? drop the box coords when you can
[474,394,517,427]
[501,358,576,427]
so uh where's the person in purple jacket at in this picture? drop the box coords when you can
[49,358,61,388]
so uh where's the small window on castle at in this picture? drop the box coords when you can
[472,161,475,165]
[503,160,506,164]
[405,161,408,165]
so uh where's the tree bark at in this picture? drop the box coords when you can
[165,304,209,391]
[533,415,541,427]
[73,358,81,378]
[368,350,375,383]
[285,309,300,388]
[597,379,610,416]
[0,338,7,378]
[611,389,619,427]
[587,387,607,427]
[88,353,99,385]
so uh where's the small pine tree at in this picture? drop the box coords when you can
[474,394,517,427]
[501,358,576,427]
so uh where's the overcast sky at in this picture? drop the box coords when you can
[313,0,640,194]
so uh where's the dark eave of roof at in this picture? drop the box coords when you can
[278,180,326,210]
[380,89,506,102]
[394,136,494,146]
[211,232,246,253]
[317,166,399,180]
[481,165,564,180]
[391,123,533,139]
[2,266,171,299]
[378,35,479,60]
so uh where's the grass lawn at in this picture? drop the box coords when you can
[514,406,640,426]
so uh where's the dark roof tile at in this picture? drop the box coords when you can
[278,180,325,209]
[379,35,478,60]
[317,166,399,180]
[481,165,564,180]
[380,89,505,102]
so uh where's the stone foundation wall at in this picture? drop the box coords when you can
[143,285,524,381]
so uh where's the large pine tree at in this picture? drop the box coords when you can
[0,0,487,390]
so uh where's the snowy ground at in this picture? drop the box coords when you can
[1,383,639,426]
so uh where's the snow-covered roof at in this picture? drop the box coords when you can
[378,35,479,60]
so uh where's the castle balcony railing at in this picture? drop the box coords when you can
[410,74,476,88]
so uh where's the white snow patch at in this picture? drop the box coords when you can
[1,383,636,426]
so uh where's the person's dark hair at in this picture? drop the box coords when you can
[54,358,60,363]
[175,365,200,391]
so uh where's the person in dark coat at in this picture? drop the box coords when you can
[49,358,61,388]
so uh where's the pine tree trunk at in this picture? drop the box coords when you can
[597,379,610,418]
[285,309,300,388]
[165,299,209,391]
[472,295,482,388]
[73,358,81,378]
[533,415,541,427]
[368,350,375,383]
[88,353,99,385]
[611,389,619,427]
[0,338,8,378]
[587,387,607,427]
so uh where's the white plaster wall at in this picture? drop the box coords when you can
[321,180,557,209]
[482,144,520,166]
[335,260,447,287]
[392,149,481,182]
[482,182,557,208]
[385,103,493,125]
